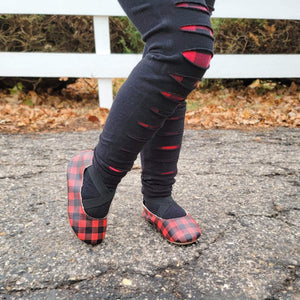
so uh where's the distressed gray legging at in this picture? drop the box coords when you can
[93,0,215,197]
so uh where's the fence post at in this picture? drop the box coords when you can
[93,15,113,108]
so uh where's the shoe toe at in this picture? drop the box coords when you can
[162,215,201,244]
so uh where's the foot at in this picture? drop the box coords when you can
[142,197,201,245]
[143,196,186,219]
[67,150,114,245]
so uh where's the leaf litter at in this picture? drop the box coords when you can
[0,78,299,134]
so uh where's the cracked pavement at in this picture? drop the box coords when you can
[0,128,299,299]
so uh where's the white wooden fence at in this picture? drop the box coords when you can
[0,0,299,108]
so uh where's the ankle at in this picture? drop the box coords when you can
[81,166,115,218]
[143,195,186,219]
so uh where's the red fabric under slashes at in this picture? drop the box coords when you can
[193,80,200,87]
[161,91,185,101]
[161,171,175,175]
[109,166,123,173]
[160,145,180,150]
[164,131,180,136]
[168,116,182,121]
[170,74,184,83]
[181,25,213,36]
[182,51,212,68]
[138,121,160,130]
[176,3,208,12]
[170,73,199,89]
[151,107,160,113]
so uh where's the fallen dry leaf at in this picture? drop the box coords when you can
[87,115,100,123]
[253,137,261,142]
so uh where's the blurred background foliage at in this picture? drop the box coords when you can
[0,15,299,91]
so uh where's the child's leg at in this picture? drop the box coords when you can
[141,103,186,198]
[84,0,214,216]
[141,102,187,218]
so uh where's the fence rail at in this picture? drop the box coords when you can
[0,0,299,108]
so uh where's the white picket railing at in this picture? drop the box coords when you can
[0,0,299,108]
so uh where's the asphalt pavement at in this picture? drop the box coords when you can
[0,128,299,299]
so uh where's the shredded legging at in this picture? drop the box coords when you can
[93,0,215,197]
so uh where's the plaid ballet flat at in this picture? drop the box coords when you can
[67,150,107,245]
[143,205,201,245]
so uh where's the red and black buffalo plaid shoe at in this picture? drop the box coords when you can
[67,150,107,245]
[143,205,201,245]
